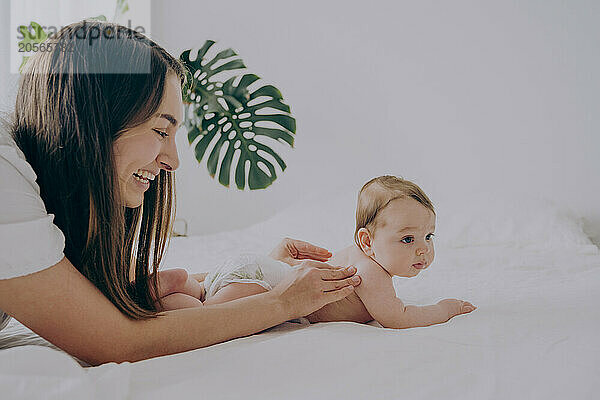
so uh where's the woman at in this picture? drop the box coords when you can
[0,20,360,367]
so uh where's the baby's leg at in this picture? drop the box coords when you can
[176,272,204,300]
[158,293,204,311]
[156,268,204,300]
[203,282,268,306]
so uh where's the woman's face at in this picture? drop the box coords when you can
[113,73,183,208]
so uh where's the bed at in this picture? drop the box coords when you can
[1,189,599,399]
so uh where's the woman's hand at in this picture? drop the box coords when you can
[269,237,332,266]
[271,260,361,319]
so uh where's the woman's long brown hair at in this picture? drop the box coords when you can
[10,20,188,319]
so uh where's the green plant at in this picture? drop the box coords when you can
[17,14,107,74]
[18,9,294,190]
[180,41,296,190]
[17,21,48,73]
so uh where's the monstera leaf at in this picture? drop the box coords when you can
[180,41,296,190]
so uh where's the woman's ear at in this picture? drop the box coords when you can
[357,228,374,257]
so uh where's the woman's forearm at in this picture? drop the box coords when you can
[128,291,288,363]
[1,256,352,366]
[0,257,289,367]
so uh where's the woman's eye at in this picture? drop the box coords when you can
[426,233,435,240]
[401,237,414,244]
[153,129,169,138]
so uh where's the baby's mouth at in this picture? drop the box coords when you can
[412,263,426,270]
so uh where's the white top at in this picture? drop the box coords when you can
[0,120,66,331]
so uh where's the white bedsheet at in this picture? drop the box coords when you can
[1,191,599,399]
[130,240,599,400]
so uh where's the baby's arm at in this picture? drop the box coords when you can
[354,260,448,329]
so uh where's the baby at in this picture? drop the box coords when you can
[159,175,477,329]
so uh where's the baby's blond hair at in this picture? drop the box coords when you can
[354,175,435,249]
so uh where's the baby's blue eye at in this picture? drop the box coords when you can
[401,234,435,244]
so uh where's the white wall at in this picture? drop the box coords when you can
[149,0,599,244]
[2,0,599,244]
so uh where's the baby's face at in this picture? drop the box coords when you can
[369,198,436,277]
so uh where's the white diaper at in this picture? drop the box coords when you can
[203,253,294,300]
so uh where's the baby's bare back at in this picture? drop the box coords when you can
[304,246,373,324]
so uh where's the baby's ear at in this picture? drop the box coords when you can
[357,228,374,256]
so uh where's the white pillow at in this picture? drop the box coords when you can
[252,188,593,252]
[434,191,593,249]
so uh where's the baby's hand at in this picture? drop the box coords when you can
[437,299,477,321]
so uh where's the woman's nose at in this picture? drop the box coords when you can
[160,161,174,171]
[157,140,180,172]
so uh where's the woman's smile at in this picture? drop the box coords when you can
[132,173,151,190]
